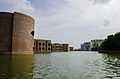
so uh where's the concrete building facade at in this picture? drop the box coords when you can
[0,12,13,54]
[34,39,70,53]
[91,39,104,48]
[81,39,104,51]
[69,47,74,51]
[34,39,52,53]
[34,40,70,53]
[52,43,69,52]
[62,44,69,52]
[81,42,91,51]
[52,43,63,52]
[81,44,84,51]
[0,12,34,54]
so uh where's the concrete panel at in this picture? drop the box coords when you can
[12,12,34,54]
[34,40,52,53]
[0,12,13,54]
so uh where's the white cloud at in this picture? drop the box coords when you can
[0,0,34,12]
[33,0,120,48]
[1,0,119,48]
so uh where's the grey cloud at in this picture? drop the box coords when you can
[90,0,111,4]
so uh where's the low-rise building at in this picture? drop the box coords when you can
[81,44,84,51]
[62,44,69,52]
[34,39,52,53]
[81,42,91,51]
[81,39,104,51]
[52,43,63,52]
[34,40,70,53]
[69,47,74,51]
[91,39,104,48]
[52,43,69,52]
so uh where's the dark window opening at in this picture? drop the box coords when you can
[39,43,41,46]
[33,47,34,51]
[48,43,51,46]
[39,47,41,51]
[42,43,45,46]
[48,48,51,50]
[42,47,45,50]
[31,31,34,36]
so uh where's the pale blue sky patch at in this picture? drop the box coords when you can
[30,0,68,15]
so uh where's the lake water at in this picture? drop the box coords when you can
[0,51,120,79]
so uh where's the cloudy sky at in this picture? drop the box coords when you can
[0,0,120,48]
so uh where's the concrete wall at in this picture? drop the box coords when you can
[46,40,52,52]
[52,43,63,52]
[0,12,34,54]
[0,12,13,54]
[12,12,34,54]
[62,44,69,52]
[69,47,74,51]
[34,39,52,53]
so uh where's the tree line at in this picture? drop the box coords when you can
[92,32,120,51]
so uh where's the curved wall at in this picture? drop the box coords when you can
[0,12,34,54]
[0,12,13,54]
[12,12,34,54]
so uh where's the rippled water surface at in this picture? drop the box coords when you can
[0,51,120,79]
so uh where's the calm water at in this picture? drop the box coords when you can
[0,51,120,79]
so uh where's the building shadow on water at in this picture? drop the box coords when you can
[0,54,34,79]
[101,54,120,78]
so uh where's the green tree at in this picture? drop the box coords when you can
[101,32,120,51]
[91,46,101,51]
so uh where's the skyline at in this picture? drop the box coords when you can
[0,0,120,48]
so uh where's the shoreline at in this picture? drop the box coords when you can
[99,50,120,54]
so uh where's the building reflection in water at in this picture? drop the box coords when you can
[102,54,120,78]
[33,54,53,79]
[0,54,33,79]
[33,53,72,79]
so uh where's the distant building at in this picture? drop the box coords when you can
[52,43,63,52]
[52,43,69,52]
[62,44,70,52]
[81,44,84,51]
[34,40,70,53]
[69,47,74,51]
[81,42,91,51]
[81,39,104,51]
[74,49,81,51]
[34,39,52,53]
[83,42,91,51]
[91,39,104,48]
